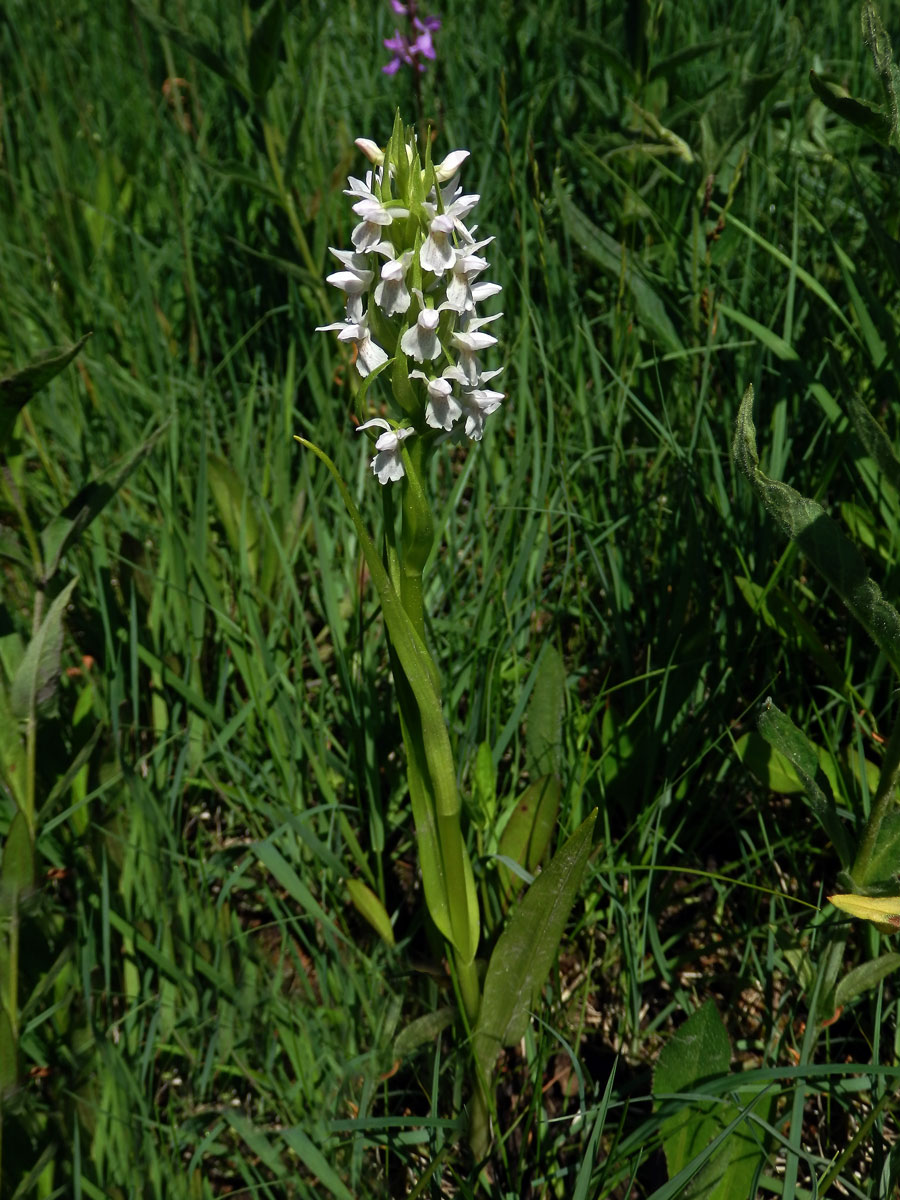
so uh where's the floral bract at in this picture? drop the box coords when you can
[318,117,504,484]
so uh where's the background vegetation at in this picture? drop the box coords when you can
[2,0,900,1195]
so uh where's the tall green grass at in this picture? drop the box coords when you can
[2,0,900,1194]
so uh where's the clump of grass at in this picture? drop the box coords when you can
[1,0,899,1195]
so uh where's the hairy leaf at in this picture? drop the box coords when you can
[734,385,900,677]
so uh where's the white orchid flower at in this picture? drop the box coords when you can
[357,418,415,484]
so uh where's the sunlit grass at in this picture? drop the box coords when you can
[2,0,900,1195]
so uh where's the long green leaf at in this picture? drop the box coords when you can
[809,70,892,147]
[345,878,395,948]
[835,952,900,1009]
[525,645,566,780]
[295,438,478,962]
[756,700,852,866]
[553,184,683,353]
[0,335,91,450]
[473,810,596,1088]
[848,394,900,495]
[654,1000,730,1186]
[0,809,34,914]
[281,1126,354,1200]
[496,775,561,902]
[248,0,285,99]
[733,385,900,676]
[10,577,78,719]
[40,419,170,581]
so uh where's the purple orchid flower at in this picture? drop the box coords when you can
[383,1,441,74]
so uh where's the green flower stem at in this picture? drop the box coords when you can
[852,701,900,885]
[297,437,478,962]
[399,441,433,621]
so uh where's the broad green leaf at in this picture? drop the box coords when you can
[553,182,682,353]
[526,645,566,780]
[0,809,34,914]
[296,437,478,962]
[733,731,804,795]
[496,775,561,901]
[248,0,285,99]
[0,1004,15,1095]
[10,577,78,719]
[0,527,30,570]
[346,878,395,948]
[757,699,852,865]
[655,997,730,1100]
[473,810,596,1087]
[734,385,900,677]
[835,952,900,1008]
[41,419,170,581]
[393,1007,456,1060]
[809,70,892,147]
[829,893,900,930]
[734,728,844,797]
[0,335,91,450]
[654,1000,772,1200]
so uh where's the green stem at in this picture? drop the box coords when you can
[852,700,900,885]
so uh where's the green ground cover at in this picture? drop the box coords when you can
[2,0,900,1195]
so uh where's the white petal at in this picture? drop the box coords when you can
[326,268,373,294]
[433,149,469,182]
[355,138,384,165]
[470,281,502,303]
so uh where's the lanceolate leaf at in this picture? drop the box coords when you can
[0,809,35,914]
[473,810,596,1087]
[248,0,286,99]
[0,334,91,450]
[654,1000,730,1185]
[553,182,683,353]
[757,700,852,866]
[829,893,900,929]
[526,645,566,780]
[10,577,79,719]
[835,952,900,1008]
[809,70,892,147]
[847,394,900,495]
[346,878,395,948]
[40,419,170,582]
[734,385,900,676]
[496,775,561,901]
